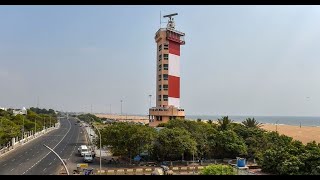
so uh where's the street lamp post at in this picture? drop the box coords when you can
[91,124,102,175]
[22,116,25,143]
[120,100,123,115]
[149,95,152,108]
[34,118,37,137]
[148,95,152,122]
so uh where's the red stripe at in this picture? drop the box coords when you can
[168,75,180,98]
[169,40,180,56]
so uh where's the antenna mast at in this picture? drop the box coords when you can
[163,13,178,29]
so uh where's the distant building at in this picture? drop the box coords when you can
[12,107,27,116]
[149,13,186,127]
[0,107,7,111]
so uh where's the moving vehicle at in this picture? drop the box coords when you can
[78,145,89,157]
[83,152,93,163]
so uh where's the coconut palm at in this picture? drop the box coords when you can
[241,118,262,128]
[217,116,233,130]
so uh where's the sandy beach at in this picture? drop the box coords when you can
[95,114,320,144]
[261,124,320,144]
[95,114,149,124]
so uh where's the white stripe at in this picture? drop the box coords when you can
[169,53,180,77]
[168,97,180,108]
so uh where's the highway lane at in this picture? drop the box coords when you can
[25,117,87,175]
[0,117,84,175]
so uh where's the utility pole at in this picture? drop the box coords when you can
[120,100,123,115]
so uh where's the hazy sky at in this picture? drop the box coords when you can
[1,5,320,116]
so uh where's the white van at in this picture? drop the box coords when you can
[83,152,93,163]
[78,145,89,157]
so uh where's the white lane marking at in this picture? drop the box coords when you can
[2,163,7,167]
[49,162,52,166]
[21,119,72,175]
[26,158,29,161]
[11,159,15,162]
[32,154,35,157]
[10,168,14,171]
[43,168,47,172]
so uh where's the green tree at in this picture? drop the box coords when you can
[241,118,262,128]
[165,119,216,159]
[153,127,197,161]
[78,113,101,123]
[217,116,233,131]
[208,130,247,158]
[100,122,157,161]
[207,119,212,124]
[0,118,20,145]
[200,164,236,175]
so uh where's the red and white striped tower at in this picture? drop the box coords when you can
[149,13,185,127]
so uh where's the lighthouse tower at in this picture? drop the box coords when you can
[149,13,185,127]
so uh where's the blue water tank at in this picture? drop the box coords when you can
[237,158,246,167]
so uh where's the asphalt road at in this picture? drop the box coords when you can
[0,117,88,175]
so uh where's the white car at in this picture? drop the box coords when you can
[83,152,93,163]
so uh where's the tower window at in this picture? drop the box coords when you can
[158,95,161,101]
[158,74,161,81]
[158,64,162,71]
[163,54,168,60]
[163,95,168,101]
[159,54,162,61]
[164,44,169,50]
[158,85,162,91]
[163,74,168,80]
[163,64,168,70]
[159,44,162,51]
[163,84,168,91]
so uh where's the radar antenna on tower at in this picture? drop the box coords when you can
[163,13,178,29]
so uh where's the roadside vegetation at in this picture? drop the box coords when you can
[78,114,320,175]
[0,108,58,147]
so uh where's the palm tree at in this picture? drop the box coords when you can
[217,116,233,130]
[241,118,262,128]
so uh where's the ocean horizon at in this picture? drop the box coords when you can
[186,115,320,127]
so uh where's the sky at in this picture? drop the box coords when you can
[1,5,320,116]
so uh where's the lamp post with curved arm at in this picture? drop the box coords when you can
[91,124,102,175]
[43,144,69,175]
